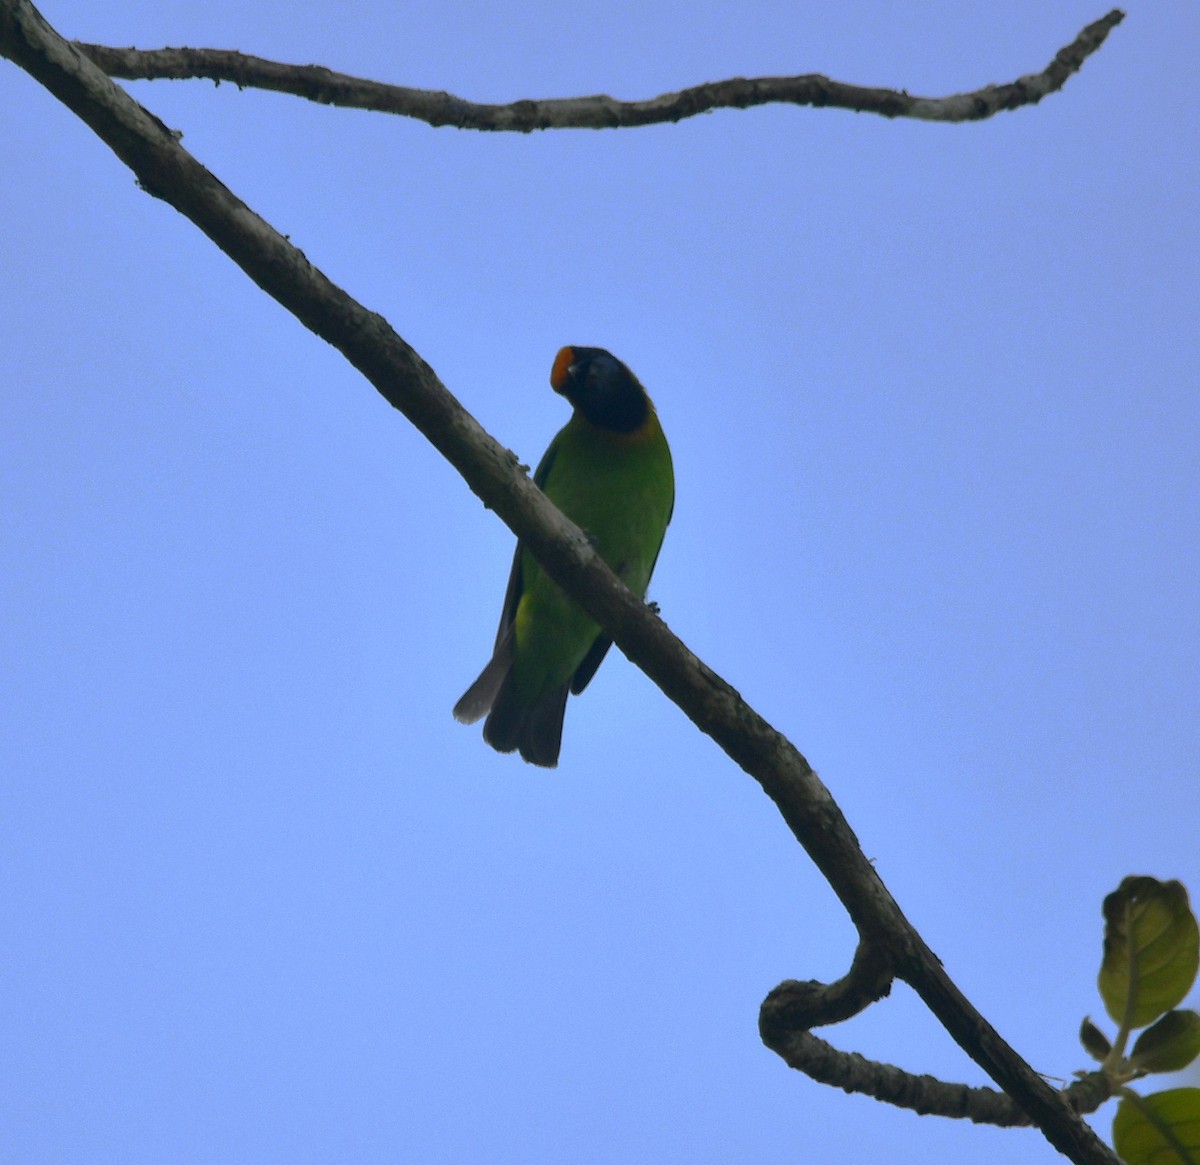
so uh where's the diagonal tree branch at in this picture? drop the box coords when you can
[0,1,1124,1161]
[72,9,1124,131]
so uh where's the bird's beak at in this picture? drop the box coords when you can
[550,346,576,394]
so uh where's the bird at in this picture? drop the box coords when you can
[453,346,674,767]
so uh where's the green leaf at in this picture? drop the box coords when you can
[1099,877,1199,1029]
[1112,1088,1200,1165]
[1131,1011,1200,1074]
[1080,1015,1113,1061]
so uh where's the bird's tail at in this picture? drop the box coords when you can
[452,630,516,725]
[483,680,568,769]
[454,628,568,766]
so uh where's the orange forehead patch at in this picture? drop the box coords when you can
[550,346,575,392]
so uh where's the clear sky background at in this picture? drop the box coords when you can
[2,1,1198,1161]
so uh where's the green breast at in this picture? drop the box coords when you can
[511,411,674,700]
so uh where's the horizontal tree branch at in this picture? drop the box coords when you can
[761,1022,1115,1125]
[758,951,1116,1126]
[73,9,1125,132]
[0,2,1123,1161]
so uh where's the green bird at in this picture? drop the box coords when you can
[453,345,675,767]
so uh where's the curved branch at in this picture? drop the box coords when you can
[73,10,1124,131]
[0,2,1124,1161]
[759,952,1116,1126]
[759,940,895,1035]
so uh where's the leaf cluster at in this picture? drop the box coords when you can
[1078,877,1200,1163]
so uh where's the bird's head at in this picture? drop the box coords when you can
[550,346,650,434]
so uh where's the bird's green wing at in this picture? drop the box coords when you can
[488,430,564,652]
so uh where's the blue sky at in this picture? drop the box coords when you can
[2,1,1198,1161]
